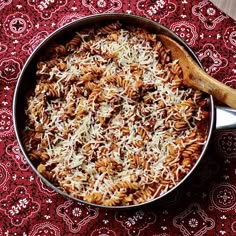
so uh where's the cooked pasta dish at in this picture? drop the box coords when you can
[23,22,209,206]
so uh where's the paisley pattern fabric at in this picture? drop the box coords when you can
[0,0,236,235]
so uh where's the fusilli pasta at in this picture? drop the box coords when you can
[23,22,209,206]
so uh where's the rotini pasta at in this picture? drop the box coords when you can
[23,22,209,206]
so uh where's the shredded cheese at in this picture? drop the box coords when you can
[24,24,209,206]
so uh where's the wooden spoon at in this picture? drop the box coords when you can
[157,34,236,109]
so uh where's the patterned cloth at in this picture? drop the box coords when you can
[0,0,236,235]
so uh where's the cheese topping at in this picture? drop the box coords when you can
[24,23,209,206]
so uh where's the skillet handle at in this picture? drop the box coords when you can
[215,106,236,129]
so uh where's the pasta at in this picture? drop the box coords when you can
[23,22,209,206]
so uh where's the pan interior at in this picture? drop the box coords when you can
[13,13,214,209]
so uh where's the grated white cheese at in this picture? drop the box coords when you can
[24,24,209,206]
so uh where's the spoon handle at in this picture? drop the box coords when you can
[157,34,236,109]
[185,60,236,109]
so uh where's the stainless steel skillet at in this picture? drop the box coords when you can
[13,13,236,209]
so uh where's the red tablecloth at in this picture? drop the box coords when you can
[0,0,236,235]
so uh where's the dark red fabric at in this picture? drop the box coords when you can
[0,0,236,235]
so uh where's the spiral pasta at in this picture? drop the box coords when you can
[23,22,209,206]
